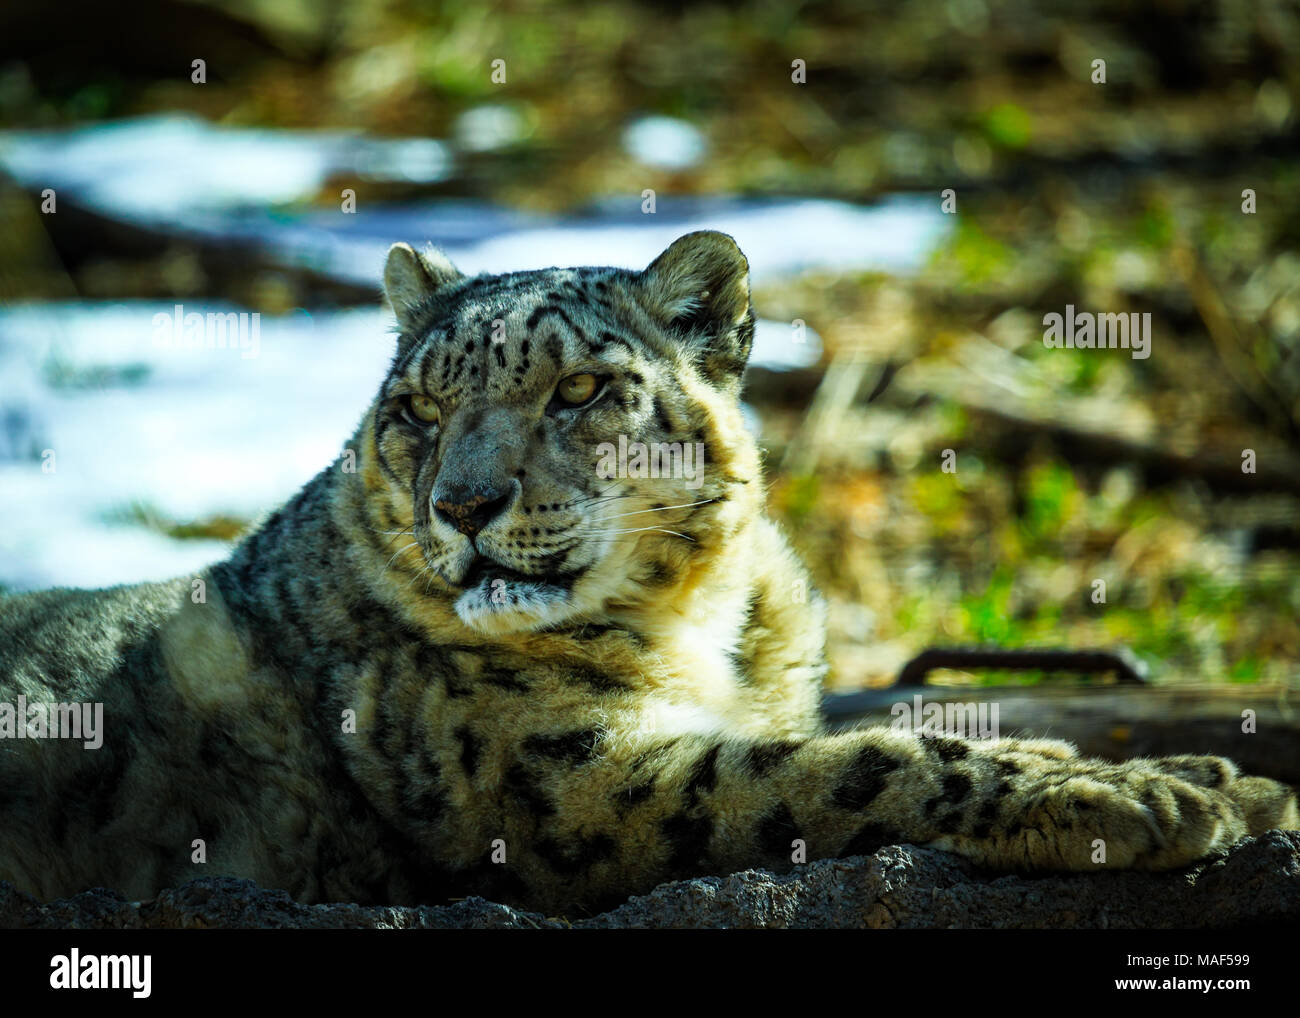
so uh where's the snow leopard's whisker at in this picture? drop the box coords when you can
[566,492,630,509]
[579,525,696,541]
[366,526,417,551]
[405,562,437,593]
[384,541,423,570]
[599,498,718,520]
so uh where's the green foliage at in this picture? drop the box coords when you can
[979,104,1033,150]
[932,219,1015,289]
[782,475,820,522]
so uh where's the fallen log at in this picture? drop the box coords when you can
[822,681,1300,783]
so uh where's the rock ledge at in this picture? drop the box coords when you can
[4,831,1298,929]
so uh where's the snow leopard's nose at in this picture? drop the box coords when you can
[433,483,513,538]
[431,405,526,538]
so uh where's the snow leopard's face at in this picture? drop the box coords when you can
[366,231,760,635]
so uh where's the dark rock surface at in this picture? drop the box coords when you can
[4,831,1298,930]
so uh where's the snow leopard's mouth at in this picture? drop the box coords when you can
[456,554,581,599]
[450,554,588,632]
[459,556,535,590]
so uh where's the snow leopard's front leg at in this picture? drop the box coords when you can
[491,727,1298,911]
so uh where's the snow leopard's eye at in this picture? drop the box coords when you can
[554,373,599,406]
[406,393,440,424]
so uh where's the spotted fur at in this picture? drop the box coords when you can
[0,233,1295,913]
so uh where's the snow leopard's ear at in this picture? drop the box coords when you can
[639,231,755,385]
[383,242,464,336]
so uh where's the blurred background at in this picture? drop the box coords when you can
[1,0,1298,692]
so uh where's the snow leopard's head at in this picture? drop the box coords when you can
[360,231,762,635]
